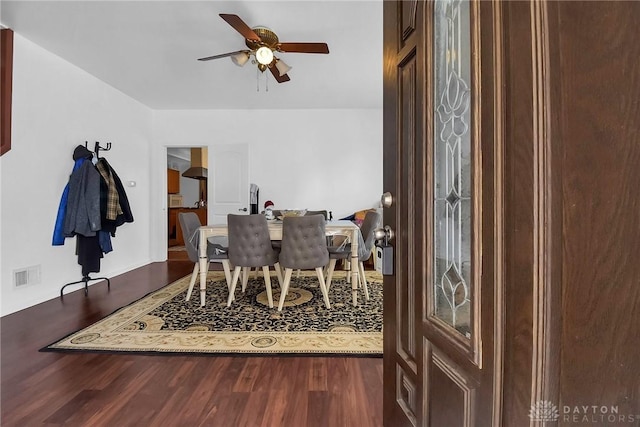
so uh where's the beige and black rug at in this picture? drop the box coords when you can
[43,270,383,356]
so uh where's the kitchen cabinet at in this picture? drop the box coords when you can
[168,207,207,247]
[167,169,180,194]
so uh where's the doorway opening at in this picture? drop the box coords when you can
[167,147,208,261]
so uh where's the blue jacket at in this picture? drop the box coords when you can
[52,158,85,245]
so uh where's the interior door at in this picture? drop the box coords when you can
[383,1,500,425]
[208,143,250,224]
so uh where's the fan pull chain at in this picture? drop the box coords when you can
[266,70,269,92]
[256,67,260,92]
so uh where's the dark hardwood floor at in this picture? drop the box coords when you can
[1,261,383,426]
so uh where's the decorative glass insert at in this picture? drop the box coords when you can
[433,0,472,337]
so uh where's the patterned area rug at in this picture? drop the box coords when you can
[43,270,383,356]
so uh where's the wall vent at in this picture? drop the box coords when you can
[13,265,41,287]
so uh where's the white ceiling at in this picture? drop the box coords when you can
[1,0,383,110]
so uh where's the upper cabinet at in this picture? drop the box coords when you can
[167,169,180,194]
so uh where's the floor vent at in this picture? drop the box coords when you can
[14,265,41,287]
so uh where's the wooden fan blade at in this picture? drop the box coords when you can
[219,14,261,42]
[197,50,248,61]
[269,65,291,83]
[277,42,329,54]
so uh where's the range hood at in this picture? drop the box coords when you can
[182,147,208,180]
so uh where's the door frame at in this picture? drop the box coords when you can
[152,144,251,262]
[166,145,207,254]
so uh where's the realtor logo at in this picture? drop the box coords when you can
[529,400,560,422]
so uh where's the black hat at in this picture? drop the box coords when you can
[73,145,93,161]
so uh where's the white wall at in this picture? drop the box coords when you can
[0,34,153,315]
[150,109,383,260]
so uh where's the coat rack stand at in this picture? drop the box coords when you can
[60,275,111,297]
[60,141,113,298]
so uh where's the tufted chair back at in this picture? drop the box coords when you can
[305,210,328,220]
[279,215,329,270]
[179,212,202,263]
[227,214,278,268]
[358,210,382,261]
[180,212,228,262]
[179,212,231,307]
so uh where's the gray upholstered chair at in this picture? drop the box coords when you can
[325,210,382,301]
[277,215,331,311]
[179,212,232,306]
[305,210,333,246]
[226,214,283,308]
[305,210,328,220]
[272,210,329,278]
[271,209,328,220]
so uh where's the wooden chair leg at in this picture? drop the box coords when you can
[274,262,284,288]
[277,268,294,311]
[345,260,351,283]
[227,266,242,307]
[221,260,232,287]
[262,266,274,308]
[358,262,370,300]
[325,259,337,293]
[241,266,249,292]
[315,267,331,309]
[185,263,199,301]
[200,261,210,307]
[221,260,235,302]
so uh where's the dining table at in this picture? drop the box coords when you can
[198,219,363,305]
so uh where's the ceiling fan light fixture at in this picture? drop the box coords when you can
[231,51,250,67]
[199,14,331,84]
[255,46,274,65]
[275,59,292,76]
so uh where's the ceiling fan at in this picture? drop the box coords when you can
[197,13,330,83]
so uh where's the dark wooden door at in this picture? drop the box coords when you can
[383,1,500,425]
[383,1,640,426]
